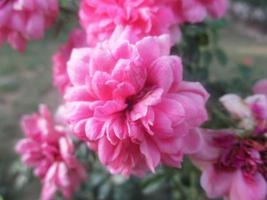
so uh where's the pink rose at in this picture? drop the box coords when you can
[16,105,87,200]
[64,35,209,176]
[79,0,181,45]
[203,0,229,19]
[0,0,58,52]
[191,129,267,200]
[52,29,87,94]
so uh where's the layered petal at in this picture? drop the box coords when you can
[52,29,87,94]
[220,94,252,119]
[229,172,267,200]
[201,166,234,199]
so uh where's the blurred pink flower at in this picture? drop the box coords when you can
[251,80,267,134]
[254,79,267,96]
[204,0,229,19]
[191,129,267,200]
[241,57,254,66]
[79,0,181,45]
[174,0,228,24]
[220,93,267,135]
[246,95,267,135]
[52,29,87,94]
[79,0,228,46]
[16,105,87,200]
[220,94,252,119]
[0,0,58,52]
[64,35,209,176]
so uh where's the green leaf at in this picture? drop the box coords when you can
[142,174,165,190]
[99,181,112,200]
[202,50,213,67]
[214,48,228,66]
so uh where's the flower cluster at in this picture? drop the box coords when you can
[79,0,228,45]
[16,105,87,200]
[15,0,231,199]
[79,0,180,45]
[0,0,58,51]
[191,80,267,200]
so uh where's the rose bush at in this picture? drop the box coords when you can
[1,0,266,200]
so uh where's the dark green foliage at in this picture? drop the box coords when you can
[233,0,267,8]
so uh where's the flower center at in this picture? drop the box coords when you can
[215,138,267,180]
[125,86,156,112]
[126,96,136,111]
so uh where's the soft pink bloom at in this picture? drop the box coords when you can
[64,35,209,176]
[220,94,252,119]
[204,0,229,19]
[52,29,87,94]
[0,0,58,52]
[253,79,267,96]
[16,105,87,200]
[79,0,181,45]
[220,94,267,135]
[191,129,267,200]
